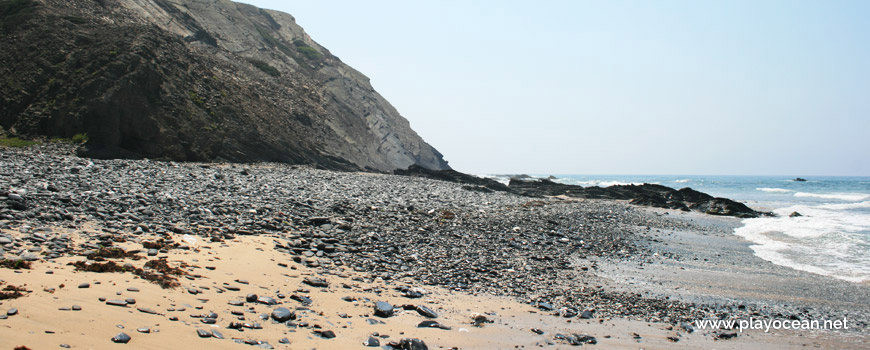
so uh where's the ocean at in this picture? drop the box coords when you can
[481,174,870,283]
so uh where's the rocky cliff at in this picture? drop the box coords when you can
[0,0,449,171]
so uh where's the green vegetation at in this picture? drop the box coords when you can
[188,91,205,107]
[71,133,88,144]
[256,27,293,56]
[62,15,86,24]
[0,259,31,269]
[0,137,38,148]
[296,45,322,60]
[0,0,37,33]
[247,58,280,77]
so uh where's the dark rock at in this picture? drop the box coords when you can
[316,330,336,339]
[395,165,509,192]
[246,294,258,302]
[789,211,802,217]
[78,282,90,288]
[415,305,438,318]
[363,336,380,347]
[111,332,131,344]
[716,332,738,340]
[196,329,212,338]
[7,308,18,316]
[256,296,277,305]
[794,178,807,182]
[389,338,428,350]
[271,307,295,322]
[579,310,594,319]
[374,301,393,318]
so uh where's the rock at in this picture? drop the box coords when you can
[271,307,295,322]
[111,332,131,344]
[125,298,136,305]
[303,277,328,288]
[579,310,594,319]
[78,283,90,288]
[316,330,336,339]
[364,336,380,347]
[716,332,738,340]
[415,305,438,319]
[794,178,807,182]
[246,294,258,302]
[680,322,694,333]
[137,328,150,333]
[417,320,451,330]
[106,300,128,307]
[472,315,491,327]
[196,329,212,338]
[212,330,224,339]
[374,301,394,318]
[790,211,802,217]
[7,308,18,316]
[537,302,554,311]
[290,295,313,305]
[256,296,277,305]
[390,338,428,350]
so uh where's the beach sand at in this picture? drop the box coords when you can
[2,225,867,349]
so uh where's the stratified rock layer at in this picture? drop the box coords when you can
[0,0,448,171]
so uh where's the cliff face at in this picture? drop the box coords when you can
[0,0,449,171]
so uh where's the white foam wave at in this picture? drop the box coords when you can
[674,179,690,183]
[756,187,793,193]
[794,192,870,202]
[734,202,870,282]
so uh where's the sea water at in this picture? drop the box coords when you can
[481,174,870,283]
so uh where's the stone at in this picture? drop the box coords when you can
[415,305,438,318]
[303,276,329,288]
[246,294,258,302]
[316,330,336,339]
[271,307,294,322]
[364,336,380,347]
[111,332,131,344]
[106,300,127,307]
[390,338,428,350]
[369,300,397,319]
[256,296,277,305]
[196,329,212,338]
[78,283,90,288]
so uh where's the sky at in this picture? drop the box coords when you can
[240,0,869,176]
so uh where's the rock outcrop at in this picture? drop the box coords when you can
[509,179,763,218]
[0,0,448,171]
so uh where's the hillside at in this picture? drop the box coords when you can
[0,0,449,171]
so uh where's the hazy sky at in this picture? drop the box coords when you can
[241,0,869,175]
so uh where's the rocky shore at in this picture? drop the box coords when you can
[1,143,867,349]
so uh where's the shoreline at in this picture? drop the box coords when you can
[0,143,868,348]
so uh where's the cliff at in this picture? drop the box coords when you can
[0,0,449,171]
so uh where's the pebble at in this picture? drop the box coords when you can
[415,305,438,319]
[111,332,131,344]
[374,301,394,318]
